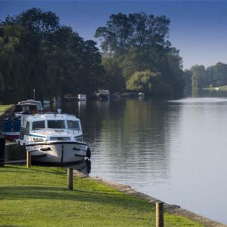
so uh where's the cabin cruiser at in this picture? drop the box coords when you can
[95,90,110,100]
[15,100,43,116]
[1,100,43,141]
[18,112,89,165]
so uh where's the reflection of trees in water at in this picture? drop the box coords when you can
[59,99,181,181]
[97,98,173,180]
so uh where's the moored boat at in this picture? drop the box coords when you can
[1,100,43,141]
[138,92,145,97]
[1,115,21,141]
[78,94,86,101]
[18,112,90,165]
[95,90,110,100]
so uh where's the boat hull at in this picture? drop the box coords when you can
[26,141,87,165]
[1,132,20,141]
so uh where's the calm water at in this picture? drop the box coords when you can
[48,92,227,224]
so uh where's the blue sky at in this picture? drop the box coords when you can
[0,1,227,69]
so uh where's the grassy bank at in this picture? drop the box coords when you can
[0,165,204,227]
[0,104,13,115]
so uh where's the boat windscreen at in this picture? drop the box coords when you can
[15,105,23,112]
[67,120,80,130]
[32,121,45,130]
[48,120,65,129]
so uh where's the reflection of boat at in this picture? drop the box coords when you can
[95,90,110,100]
[18,112,90,165]
[78,94,86,101]
[65,159,91,174]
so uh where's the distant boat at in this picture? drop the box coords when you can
[78,94,86,101]
[64,94,78,101]
[95,90,110,100]
[52,96,61,103]
[112,92,121,99]
[43,98,51,105]
[138,92,145,97]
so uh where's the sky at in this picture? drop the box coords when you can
[0,1,227,69]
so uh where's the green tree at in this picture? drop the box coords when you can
[0,8,105,102]
[95,12,185,95]
[126,70,159,93]
[191,65,206,90]
[102,56,125,92]
[95,12,170,56]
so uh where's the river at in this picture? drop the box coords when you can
[46,91,227,224]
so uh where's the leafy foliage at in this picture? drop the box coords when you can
[102,56,125,92]
[95,12,185,95]
[0,8,105,102]
[189,62,227,89]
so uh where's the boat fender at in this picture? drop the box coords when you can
[86,147,91,159]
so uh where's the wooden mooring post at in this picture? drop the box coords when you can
[0,136,5,167]
[26,151,31,168]
[156,202,164,227]
[67,168,73,190]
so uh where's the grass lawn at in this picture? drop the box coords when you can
[0,105,13,115]
[0,165,204,227]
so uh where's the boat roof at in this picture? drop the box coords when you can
[24,113,80,122]
[18,100,43,110]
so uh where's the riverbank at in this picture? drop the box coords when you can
[79,171,226,227]
[0,165,208,227]
[203,86,227,91]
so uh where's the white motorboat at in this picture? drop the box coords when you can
[15,100,43,116]
[78,94,86,101]
[95,90,110,100]
[18,112,90,165]
[138,92,145,97]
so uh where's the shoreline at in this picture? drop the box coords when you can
[74,170,227,227]
[4,143,227,226]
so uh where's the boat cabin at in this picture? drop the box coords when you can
[15,100,43,115]
[19,114,83,144]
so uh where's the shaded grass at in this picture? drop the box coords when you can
[0,165,204,227]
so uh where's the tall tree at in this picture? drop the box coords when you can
[95,12,185,95]
[102,56,125,92]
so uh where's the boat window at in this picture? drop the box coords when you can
[25,122,30,135]
[15,105,23,112]
[48,120,65,129]
[29,105,37,111]
[32,121,45,130]
[67,120,80,130]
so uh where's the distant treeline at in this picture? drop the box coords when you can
[184,62,227,90]
[0,8,186,102]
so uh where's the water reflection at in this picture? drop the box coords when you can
[65,160,91,175]
[23,95,227,224]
